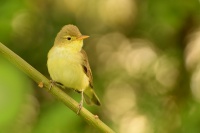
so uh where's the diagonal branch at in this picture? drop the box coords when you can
[0,42,115,133]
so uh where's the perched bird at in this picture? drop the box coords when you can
[47,24,101,113]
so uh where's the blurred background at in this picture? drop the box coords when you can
[0,0,200,133]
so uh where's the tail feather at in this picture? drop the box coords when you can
[83,87,101,106]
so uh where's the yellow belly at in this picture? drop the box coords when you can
[47,47,89,91]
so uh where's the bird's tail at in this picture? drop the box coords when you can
[83,87,101,106]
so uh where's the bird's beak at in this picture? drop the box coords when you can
[77,35,90,40]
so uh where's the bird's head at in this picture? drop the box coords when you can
[54,24,89,51]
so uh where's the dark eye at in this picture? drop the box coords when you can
[67,37,71,40]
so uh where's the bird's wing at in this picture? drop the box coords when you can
[81,49,93,88]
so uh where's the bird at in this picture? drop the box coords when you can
[47,24,101,113]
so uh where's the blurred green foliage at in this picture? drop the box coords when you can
[1,0,200,133]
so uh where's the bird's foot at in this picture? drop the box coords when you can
[77,101,83,115]
[49,80,55,91]
[49,80,64,91]
[77,91,84,114]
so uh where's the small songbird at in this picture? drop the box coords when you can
[47,24,101,113]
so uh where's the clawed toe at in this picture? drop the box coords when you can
[49,80,55,91]
[77,102,83,114]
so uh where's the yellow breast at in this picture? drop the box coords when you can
[47,46,89,91]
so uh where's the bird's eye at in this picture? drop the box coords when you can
[67,37,71,40]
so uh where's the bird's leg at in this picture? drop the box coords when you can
[77,90,84,114]
[55,82,65,89]
[49,80,64,90]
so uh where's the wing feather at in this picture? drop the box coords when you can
[81,49,93,88]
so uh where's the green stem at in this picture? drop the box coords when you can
[0,42,115,133]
